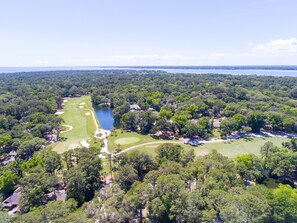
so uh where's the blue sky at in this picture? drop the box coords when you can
[1,0,297,66]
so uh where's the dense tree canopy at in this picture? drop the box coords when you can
[1,70,297,222]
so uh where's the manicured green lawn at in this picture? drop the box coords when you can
[107,130,179,153]
[111,131,290,158]
[114,137,141,145]
[50,96,100,154]
[189,137,289,158]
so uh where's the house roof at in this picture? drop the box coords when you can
[2,188,21,208]
[213,119,221,128]
[2,156,15,166]
[46,190,66,202]
[130,104,141,110]
[8,151,17,156]
[55,190,66,202]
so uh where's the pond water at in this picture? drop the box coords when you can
[93,106,114,130]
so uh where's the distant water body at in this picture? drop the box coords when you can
[1,66,297,76]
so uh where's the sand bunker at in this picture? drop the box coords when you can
[55,111,64,115]
[63,99,68,102]
[60,125,73,133]
[79,106,84,108]
[80,140,90,148]
[80,102,86,105]
[85,112,91,115]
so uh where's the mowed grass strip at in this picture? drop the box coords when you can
[51,96,99,154]
[110,131,290,158]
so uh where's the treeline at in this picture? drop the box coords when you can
[1,71,297,153]
[91,72,297,136]
[1,70,297,222]
[13,139,297,223]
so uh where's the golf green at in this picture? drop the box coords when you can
[114,137,141,145]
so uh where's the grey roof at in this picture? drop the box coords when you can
[8,151,17,156]
[8,206,21,216]
[213,119,221,128]
[2,156,15,166]
[130,104,141,110]
[55,190,66,202]
[2,188,21,208]
[46,190,66,202]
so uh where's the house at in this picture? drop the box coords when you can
[2,151,17,166]
[46,190,66,202]
[213,119,221,128]
[151,131,174,139]
[8,151,17,156]
[148,107,156,112]
[2,187,22,215]
[2,156,15,166]
[130,104,141,111]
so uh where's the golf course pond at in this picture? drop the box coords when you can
[93,106,115,130]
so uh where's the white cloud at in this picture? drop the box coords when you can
[251,38,297,54]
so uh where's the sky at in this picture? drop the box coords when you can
[0,0,297,66]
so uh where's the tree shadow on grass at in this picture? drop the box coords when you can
[243,136,254,142]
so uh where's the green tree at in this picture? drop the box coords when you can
[148,174,187,223]
[283,117,296,133]
[156,143,184,164]
[19,170,58,213]
[18,137,46,157]
[139,111,156,134]
[115,165,138,191]
[64,167,87,207]
[260,141,275,160]
[41,149,62,174]
[122,111,138,131]
[220,118,237,137]
[271,184,297,222]
[235,154,264,181]
[0,134,12,147]
[0,169,18,198]
[247,111,265,132]
[218,187,270,223]
[118,151,155,180]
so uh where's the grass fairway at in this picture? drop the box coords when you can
[111,131,290,158]
[189,136,290,158]
[50,96,100,154]
[108,130,178,153]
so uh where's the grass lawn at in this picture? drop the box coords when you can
[111,131,290,158]
[189,136,290,158]
[107,130,180,153]
[50,96,100,154]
